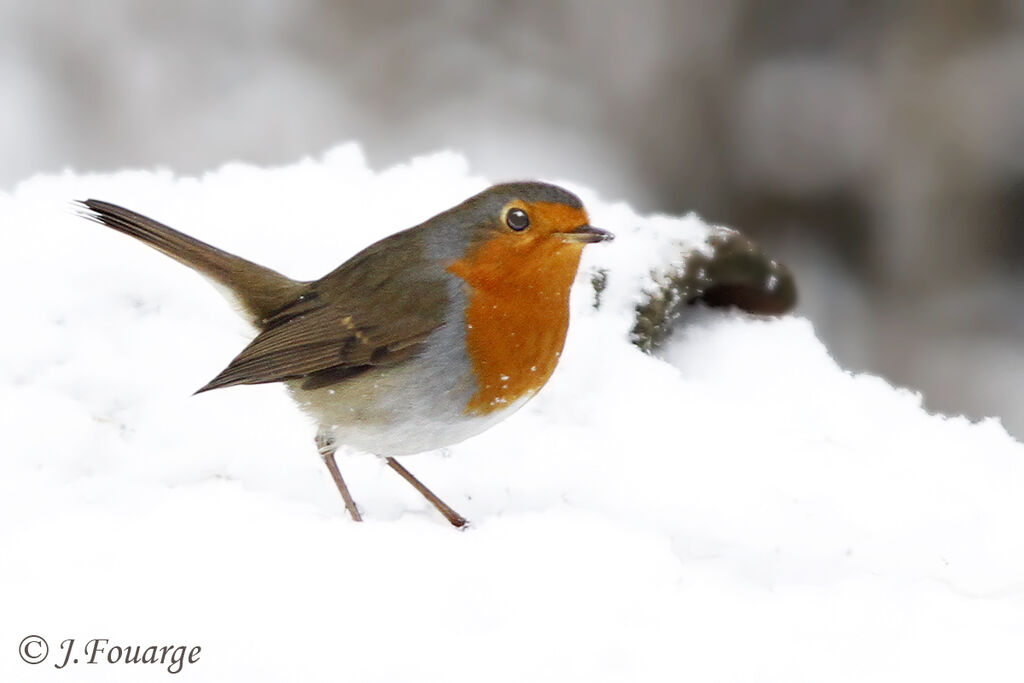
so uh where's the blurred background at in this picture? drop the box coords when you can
[4,1,1024,436]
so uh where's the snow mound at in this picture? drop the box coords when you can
[2,145,1022,682]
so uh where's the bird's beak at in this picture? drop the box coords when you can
[556,225,614,244]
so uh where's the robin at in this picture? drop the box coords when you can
[79,182,612,527]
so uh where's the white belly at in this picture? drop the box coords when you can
[284,310,534,456]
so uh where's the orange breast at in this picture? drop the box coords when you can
[447,224,586,415]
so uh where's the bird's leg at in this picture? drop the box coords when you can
[385,457,468,528]
[316,429,362,522]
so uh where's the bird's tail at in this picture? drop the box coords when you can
[78,199,307,327]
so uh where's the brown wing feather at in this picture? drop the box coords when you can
[196,229,450,393]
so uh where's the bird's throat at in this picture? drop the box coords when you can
[447,240,584,415]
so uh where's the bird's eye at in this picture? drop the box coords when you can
[506,208,530,231]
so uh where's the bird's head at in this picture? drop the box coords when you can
[443,182,612,291]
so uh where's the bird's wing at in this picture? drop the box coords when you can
[196,231,450,393]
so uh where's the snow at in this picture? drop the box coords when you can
[2,144,1023,681]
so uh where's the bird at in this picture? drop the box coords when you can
[78,182,613,527]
